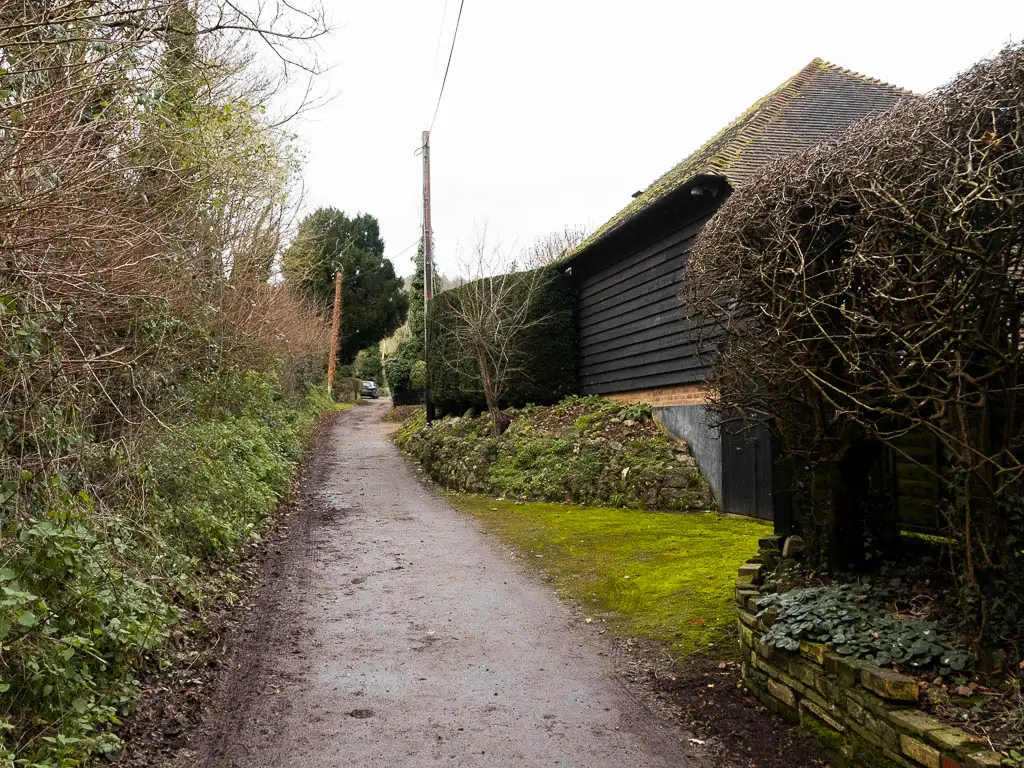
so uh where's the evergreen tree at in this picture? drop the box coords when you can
[283,208,409,362]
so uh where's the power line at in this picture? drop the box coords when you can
[389,238,421,262]
[431,0,450,79]
[429,0,466,133]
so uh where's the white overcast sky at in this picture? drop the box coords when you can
[284,1,1024,277]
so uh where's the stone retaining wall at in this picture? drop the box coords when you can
[736,537,1002,768]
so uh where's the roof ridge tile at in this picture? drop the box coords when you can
[571,58,911,256]
[816,59,914,95]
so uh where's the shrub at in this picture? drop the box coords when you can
[410,360,427,391]
[426,267,577,415]
[394,396,711,511]
[0,372,332,766]
[0,2,333,762]
[142,420,293,557]
[686,44,1024,635]
[0,488,175,764]
[385,355,423,406]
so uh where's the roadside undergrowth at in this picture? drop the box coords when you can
[448,495,770,660]
[0,371,337,766]
[397,396,712,511]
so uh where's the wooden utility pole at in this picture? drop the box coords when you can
[327,266,343,396]
[422,130,436,421]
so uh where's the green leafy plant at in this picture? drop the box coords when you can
[410,360,428,391]
[757,585,969,673]
[573,411,606,432]
[395,396,711,512]
[0,372,332,765]
[616,402,653,422]
[385,355,422,406]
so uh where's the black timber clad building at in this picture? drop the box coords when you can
[563,59,909,521]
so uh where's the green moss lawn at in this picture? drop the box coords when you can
[448,495,770,659]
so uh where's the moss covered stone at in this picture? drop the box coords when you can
[396,397,713,512]
[769,677,798,707]
[926,728,983,757]
[861,667,920,702]
[740,605,985,768]
[901,734,941,768]
[887,709,944,740]
[964,751,1004,768]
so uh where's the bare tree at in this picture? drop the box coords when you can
[0,2,336,760]
[444,236,562,435]
[0,0,331,478]
[519,224,590,268]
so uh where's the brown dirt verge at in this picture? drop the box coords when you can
[609,636,830,768]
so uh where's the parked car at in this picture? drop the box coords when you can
[360,380,380,399]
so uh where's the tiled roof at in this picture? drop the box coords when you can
[573,59,911,255]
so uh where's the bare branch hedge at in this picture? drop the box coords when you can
[0,2,332,761]
[685,44,1024,637]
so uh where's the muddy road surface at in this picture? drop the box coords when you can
[187,399,713,768]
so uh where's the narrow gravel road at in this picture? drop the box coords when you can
[192,400,712,768]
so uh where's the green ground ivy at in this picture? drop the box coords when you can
[0,373,333,767]
[757,585,970,673]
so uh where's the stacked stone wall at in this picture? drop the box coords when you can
[736,538,1003,768]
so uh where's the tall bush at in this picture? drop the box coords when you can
[384,243,432,405]
[385,356,422,406]
[0,2,332,763]
[426,267,577,418]
[686,44,1024,638]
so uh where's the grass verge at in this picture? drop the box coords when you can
[447,495,769,659]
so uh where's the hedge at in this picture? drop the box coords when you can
[384,354,423,405]
[686,44,1024,638]
[333,376,362,403]
[425,267,577,415]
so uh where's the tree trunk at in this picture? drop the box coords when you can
[828,438,881,571]
[476,348,501,436]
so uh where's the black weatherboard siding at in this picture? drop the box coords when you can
[573,191,725,395]
[564,59,909,522]
[568,61,907,398]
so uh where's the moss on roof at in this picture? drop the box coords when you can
[571,59,911,257]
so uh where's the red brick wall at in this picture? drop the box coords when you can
[603,384,708,407]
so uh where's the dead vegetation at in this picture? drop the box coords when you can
[0,2,333,764]
[686,44,1024,645]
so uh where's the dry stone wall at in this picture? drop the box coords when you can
[736,537,1003,768]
